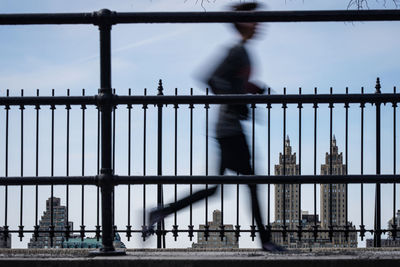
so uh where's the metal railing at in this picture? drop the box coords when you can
[0,9,400,254]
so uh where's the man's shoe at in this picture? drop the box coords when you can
[262,241,286,252]
[142,225,155,238]
[148,206,172,227]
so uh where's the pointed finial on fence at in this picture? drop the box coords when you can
[375,77,381,94]
[157,79,164,96]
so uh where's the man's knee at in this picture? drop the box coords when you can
[247,184,257,192]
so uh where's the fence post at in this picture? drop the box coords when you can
[157,79,165,248]
[374,77,382,247]
[92,9,125,256]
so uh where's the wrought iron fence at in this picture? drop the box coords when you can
[0,9,400,254]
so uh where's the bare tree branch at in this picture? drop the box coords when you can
[188,0,400,10]
[347,0,400,9]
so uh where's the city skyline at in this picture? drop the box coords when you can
[1,135,387,248]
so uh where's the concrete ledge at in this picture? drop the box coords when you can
[1,248,400,267]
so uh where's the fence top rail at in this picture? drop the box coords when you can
[0,93,398,106]
[0,9,400,25]
[0,174,399,185]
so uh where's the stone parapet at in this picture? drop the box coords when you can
[1,248,400,267]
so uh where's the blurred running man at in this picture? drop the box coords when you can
[146,3,283,252]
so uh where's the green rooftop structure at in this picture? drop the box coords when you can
[62,233,125,249]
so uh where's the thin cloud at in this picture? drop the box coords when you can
[76,26,191,64]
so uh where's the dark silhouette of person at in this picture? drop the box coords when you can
[146,3,283,252]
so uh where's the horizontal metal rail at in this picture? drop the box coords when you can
[114,93,400,105]
[0,175,398,185]
[0,228,376,234]
[0,96,96,106]
[0,9,400,25]
[1,93,399,106]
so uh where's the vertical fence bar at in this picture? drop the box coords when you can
[313,87,318,241]
[374,78,382,247]
[235,89,240,241]
[112,88,116,234]
[267,88,271,239]
[65,89,71,241]
[393,86,398,240]
[3,89,9,243]
[50,89,55,246]
[142,88,147,241]
[329,87,333,242]
[297,87,303,241]
[235,184,240,241]
[204,88,210,242]
[360,87,365,241]
[96,9,117,254]
[173,88,179,241]
[96,99,101,240]
[19,89,24,242]
[126,88,132,241]
[81,89,86,240]
[282,87,287,241]
[189,87,195,242]
[250,101,256,241]
[157,80,164,248]
[34,89,40,241]
[345,87,349,242]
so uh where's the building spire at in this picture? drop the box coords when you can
[331,134,337,147]
[285,135,290,146]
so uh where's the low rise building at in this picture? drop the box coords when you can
[367,209,400,247]
[62,233,125,249]
[192,210,238,249]
[28,197,73,248]
[0,227,11,248]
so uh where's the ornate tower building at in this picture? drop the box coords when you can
[320,136,347,228]
[274,136,300,228]
[320,136,357,247]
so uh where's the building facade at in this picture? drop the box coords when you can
[0,227,11,248]
[192,210,238,248]
[367,209,400,247]
[273,136,307,248]
[271,211,336,249]
[28,197,73,248]
[274,136,300,228]
[320,136,357,248]
[320,136,347,228]
[388,209,400,239]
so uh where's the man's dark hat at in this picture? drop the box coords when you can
[232,3,259,11]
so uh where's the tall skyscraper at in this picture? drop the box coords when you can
[28,197,73,248]
[272,136,306,247]
[320,136,357,247]
[274,136,300,228]
[320,136,347,228]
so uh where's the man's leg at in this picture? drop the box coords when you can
[241,163,284,251]
[148,185,218,227]
[247,183,269,244]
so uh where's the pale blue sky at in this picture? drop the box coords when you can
[0,0,399,249]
